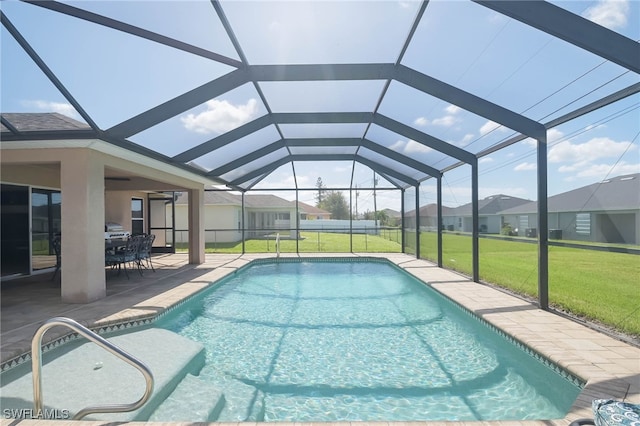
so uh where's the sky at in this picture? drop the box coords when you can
[1,0,639,213]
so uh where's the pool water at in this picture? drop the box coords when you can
[157,260,582,421]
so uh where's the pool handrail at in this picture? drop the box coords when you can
[31,316,154,420]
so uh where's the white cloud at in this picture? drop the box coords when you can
[458,133,475,146]
[414,117,429,127]
[548,128,564,143]
[431,115,459,127]
[560,161,640,179]
[405,140,432,153]
[514,162,536,171]
[445,104,461,115]
[583,0,629,30]
[522,129,564,148]
[479,157,494,164]
[390,139,432,154]
[21,100,79,119]
[548,137,634,163]
[181,98,259,134]
[479,120,507,136]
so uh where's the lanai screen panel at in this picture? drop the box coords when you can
[2,0,637,197]
[131,83,268,158]
[279,123,369,139]
[195,125,282,173]
[2,1,235,130]
[365,123,457,172]
[220,1,421,64]
[401,0,638,122]
[259,80,387,113]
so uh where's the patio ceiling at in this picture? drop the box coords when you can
[1,0,638,191]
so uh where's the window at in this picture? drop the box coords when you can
[132,198,144,235]
[576,213,591,235]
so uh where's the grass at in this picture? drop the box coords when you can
[419,232,640,337]
[177,230,639,337]
[175,231,402,254]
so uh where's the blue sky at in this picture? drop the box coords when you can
[1,0,638,212]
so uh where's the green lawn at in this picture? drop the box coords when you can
[419,232,640,337]
[177,230,640,337]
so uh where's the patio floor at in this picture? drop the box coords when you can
[1,252,638,426]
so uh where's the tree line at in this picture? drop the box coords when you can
[314,177,391,225]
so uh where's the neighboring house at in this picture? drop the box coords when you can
[446,194,533,234]
[404,203,455,231]
[298,201,331,220]
[174,191,298,243]
[500,174,640,244]
[381,208,401,227]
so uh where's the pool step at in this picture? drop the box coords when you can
[0,327,206,422]
[215,377,265,421]
[148,374,225,422]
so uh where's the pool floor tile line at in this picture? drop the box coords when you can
[1,253,639,426]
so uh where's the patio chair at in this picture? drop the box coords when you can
[569,399,640,426]
[50,235,61,281]
[105,235,142,279]
[136,233,156,273]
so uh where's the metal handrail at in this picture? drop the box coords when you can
[31,317,154,420]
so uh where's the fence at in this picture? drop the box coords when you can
[174,226,403,253]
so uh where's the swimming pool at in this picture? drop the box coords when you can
[156,258,582,422]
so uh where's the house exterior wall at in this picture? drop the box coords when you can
[503,211,639,244]
[0,164,61,188]
[1,144,209,302]
[174,204,241,243]
[104,190,148,234]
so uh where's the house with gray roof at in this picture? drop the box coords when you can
[500,174,640,244]
[174,191,298,243]
[445,194,533,234]
[404,203,454,231]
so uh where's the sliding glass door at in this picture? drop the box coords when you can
[31,189,61,271]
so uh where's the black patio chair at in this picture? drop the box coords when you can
[105,235,142,279]
[136,233,156,273]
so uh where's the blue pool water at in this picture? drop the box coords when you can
[157,259,582,422]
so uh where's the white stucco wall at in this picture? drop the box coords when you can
[174,204,241,243]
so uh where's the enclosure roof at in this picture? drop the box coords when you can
[1,1,638,191]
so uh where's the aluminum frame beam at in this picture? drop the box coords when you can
[175,114,273,163]
[25,0,243,68]
[107,68,249,138]
[229,153,418,187]
[476,0,640,74]
[210,136,439,185]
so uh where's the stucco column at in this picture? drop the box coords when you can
[188,187,205,264]
[60,151,106,303]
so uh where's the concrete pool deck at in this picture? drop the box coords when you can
[1,253,638,425]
